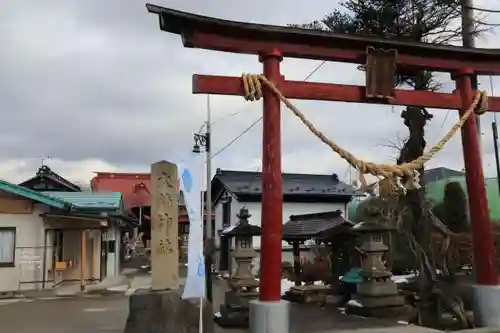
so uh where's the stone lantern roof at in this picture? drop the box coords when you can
[352,221,395,233]
[221,207,261,237]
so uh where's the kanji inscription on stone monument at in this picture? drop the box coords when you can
[151,160,179,290]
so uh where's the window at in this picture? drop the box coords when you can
[222,199,232,228]
[0,228,16,267]
[239,237,251,249]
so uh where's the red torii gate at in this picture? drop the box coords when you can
[147,3,500,324]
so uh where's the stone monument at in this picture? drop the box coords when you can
[215,207,261,328]
[125,161,212,333]
[346,221,408,318]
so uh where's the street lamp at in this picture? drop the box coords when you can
[192,99,214,304]
[193,132,208,154]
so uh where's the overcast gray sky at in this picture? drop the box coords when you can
[0,0,499,186]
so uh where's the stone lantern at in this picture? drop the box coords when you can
[215,207,261,328]
[346,221,407,317]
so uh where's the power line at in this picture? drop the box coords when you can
[211,117,262,158]
[211,110,244,126]
[439,108,451,132]
[444,3,500,29]
[208,61,327,128]
[469,6,500,14]
[211,61,327,158]
[303,61,326,81]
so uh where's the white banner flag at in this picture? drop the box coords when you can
[178,153,206,299]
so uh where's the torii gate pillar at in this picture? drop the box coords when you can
[249,48,290,333]
[456,69,500,326]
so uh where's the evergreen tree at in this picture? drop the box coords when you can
[432,200,445,224]
[442,181,469,233]
[290,0,462,89]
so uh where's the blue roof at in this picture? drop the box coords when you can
[42,191,123,211]
[0,180,69,209]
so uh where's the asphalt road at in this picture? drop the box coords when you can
[0,281,439,333]
[0,295,128,333]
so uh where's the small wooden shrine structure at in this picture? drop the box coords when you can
[282,210,356,302]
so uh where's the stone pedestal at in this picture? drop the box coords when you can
[473,284,500,327]
[216,207,261,328]
[348,279,408,318]
[215,279,259,328]
[346,222,408,318]
[124,288,213,333]
[284,285,333,304]
[250,300,290,333]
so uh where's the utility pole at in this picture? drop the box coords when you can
[205,94,213,304]
[192,95,214,304]
[462,0,482,152]
[492,122,500,195]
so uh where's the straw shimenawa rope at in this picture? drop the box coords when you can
[241,73,488,189]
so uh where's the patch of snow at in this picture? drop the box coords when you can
[337,273,415,284]
[397,320,409,325]
[254,278,324,295]
[346,299,363,308]
[391,274,415,284]
[107,285,129,292]
[0,299,29,306]
[221,225,237,234]
[280,279,295,296]
[83,308,108,312]
[304,239,316,247]
[125,288,136,296]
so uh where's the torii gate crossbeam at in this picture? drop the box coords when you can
[147,4,500,329]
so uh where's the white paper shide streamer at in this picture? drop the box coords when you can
[178,153,206,299]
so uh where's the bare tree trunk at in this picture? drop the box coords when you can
[397,74,440,328]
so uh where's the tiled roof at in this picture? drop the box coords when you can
[91,173,153,209]
[42,191,122,211]
[19,165,81,192]
[282,210,354,240]
[0,180,70,209]
[90,172,204,209]
[212,169,359,197]
[221,223,261,236]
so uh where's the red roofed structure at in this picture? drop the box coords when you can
[90,172,214,224]
[91,171,213,261]
[91,172,152,210]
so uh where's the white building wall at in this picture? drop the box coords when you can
[0,204,51,292]
[214,203,223,248]
[213,196,348,274]
[105,225,121,277]
[231,201,347,249]
[0,200,122,292]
